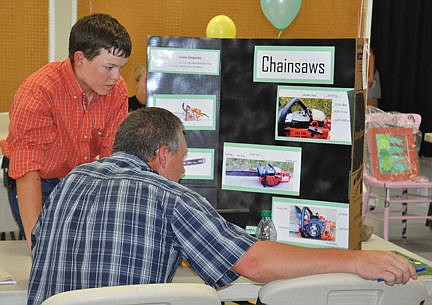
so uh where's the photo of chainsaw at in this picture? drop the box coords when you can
[277,97,331,139]
[294,205,336,241]
[182,103,209,121]
[256,162,291,187]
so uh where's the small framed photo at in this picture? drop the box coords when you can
[182,148,214,180]
[368,127,419,180]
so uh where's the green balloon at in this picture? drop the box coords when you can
[260,0,302,33]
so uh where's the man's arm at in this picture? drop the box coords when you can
[232,240,417,285]
[16,171,42,250]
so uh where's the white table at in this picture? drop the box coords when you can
[363,234,432,297]
[0,240,29,305]
[1,235,432,304]
[0,240,259,304]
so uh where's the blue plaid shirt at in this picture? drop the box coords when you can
[27,152,256,305]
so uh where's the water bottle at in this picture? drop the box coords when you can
[256,210,277,241]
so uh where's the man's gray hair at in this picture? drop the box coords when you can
[113,108,184,161]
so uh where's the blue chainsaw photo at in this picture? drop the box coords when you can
[294,205,336,241]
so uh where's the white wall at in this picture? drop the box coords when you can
[49,0,77,62]
[0,112,19,232]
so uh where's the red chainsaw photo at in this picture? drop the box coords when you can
[277,97,331,139]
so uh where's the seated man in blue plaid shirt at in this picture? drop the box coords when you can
[27,108,417,305]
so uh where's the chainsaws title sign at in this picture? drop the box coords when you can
[253,46,335,84]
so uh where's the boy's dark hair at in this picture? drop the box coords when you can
[69,13,132,62]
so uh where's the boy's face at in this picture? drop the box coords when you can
[74,48,128,96]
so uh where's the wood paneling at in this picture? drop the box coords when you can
[0,0,48,112]
[1,0,369,111]
[78,0,369,96]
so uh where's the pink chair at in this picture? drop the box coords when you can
[362,108,432,240]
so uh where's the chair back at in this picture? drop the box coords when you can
[366,112,421,130]
[257,273,428,305]
[40,283,221,305]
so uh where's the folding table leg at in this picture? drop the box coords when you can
[384,188,390,241]
[426,203,432,228]
[402,189,408,239]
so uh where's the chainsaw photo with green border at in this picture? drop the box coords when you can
[277,97,332,140]
[222,142,302,196]
[272,197,349,248]
[274,86,353,145]
[153,94,216,131]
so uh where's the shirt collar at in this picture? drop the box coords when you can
[111,151,159,175]
[59,58,86,99]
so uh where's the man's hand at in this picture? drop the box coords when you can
[352,250,417,285]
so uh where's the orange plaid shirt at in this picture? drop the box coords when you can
[0,59,128,179]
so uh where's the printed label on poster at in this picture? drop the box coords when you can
[148,47,220,75]
[254,46,334,84]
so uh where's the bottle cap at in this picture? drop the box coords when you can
[261,210,272,217]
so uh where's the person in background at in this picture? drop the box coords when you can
[0,13,132,250]
[128,64,147,111]
[367,48,381,107]
[27,107,416,305]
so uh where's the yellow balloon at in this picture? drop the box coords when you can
[206,15,237,38]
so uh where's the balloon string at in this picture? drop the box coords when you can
[277,30,284,39]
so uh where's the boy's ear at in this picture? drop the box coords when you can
[73,51,85,65]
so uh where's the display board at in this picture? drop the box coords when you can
[147,36,365,249]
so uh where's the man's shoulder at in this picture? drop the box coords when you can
[69,153,157,182]
[75,156,199,198]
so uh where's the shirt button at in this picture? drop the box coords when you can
[84,135,88,139]
[84,156,88,160]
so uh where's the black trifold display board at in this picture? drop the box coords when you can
[147,36,366,249]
